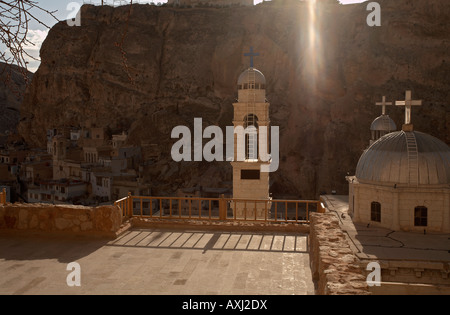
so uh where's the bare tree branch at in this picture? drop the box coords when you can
[0,0,59,93]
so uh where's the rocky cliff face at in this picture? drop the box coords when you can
[18,0,450,198]
[0,62,32,135]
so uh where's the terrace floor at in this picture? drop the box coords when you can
[0,228,315,295]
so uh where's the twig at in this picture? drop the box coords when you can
[0,0,59,92]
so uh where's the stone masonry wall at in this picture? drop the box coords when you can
[309,212,371,295]
[0,203,122,236]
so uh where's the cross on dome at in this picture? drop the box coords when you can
[396,90,422,125]
[376,96,393,115]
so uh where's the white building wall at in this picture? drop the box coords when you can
[351,182,450,233]
[91,175,112,200]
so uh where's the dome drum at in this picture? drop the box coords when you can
[238,83,266,90]
[236,67,267,103]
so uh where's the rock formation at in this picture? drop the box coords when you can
[18,0,450,199]
[0,62,32,135]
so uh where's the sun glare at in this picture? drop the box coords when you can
[305,0,323,91]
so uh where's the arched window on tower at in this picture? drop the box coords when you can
[371,202,381,222]
[414,206,428,227]
[244,114,259,160]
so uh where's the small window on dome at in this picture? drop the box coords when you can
[371,202,381,222]
[414,206,428,227]
[243,83,248,89]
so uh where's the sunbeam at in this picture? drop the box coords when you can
[305,0,324,92]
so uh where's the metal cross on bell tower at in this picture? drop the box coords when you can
[244,47,259,68]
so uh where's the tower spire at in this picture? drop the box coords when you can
[244,47,259,68]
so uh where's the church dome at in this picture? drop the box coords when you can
[356,131,450,186]
[370,115,397,132]
[238,68,266,86]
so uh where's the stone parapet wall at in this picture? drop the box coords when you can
[0,203,122,236]
[131,217,310,233]
[309,212,371,295]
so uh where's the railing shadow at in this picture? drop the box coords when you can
[106,229,309,254]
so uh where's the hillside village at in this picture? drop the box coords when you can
[0,124,156,205]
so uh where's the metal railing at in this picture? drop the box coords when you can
[0,188,6,205]
[114,193,322,224]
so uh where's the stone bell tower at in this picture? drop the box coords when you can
[231,47,271,219]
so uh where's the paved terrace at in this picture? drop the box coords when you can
[0,229,314,295]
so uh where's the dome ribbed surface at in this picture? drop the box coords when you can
[370,115,397,132]
[238,68,266,85]
[356,131,450,186]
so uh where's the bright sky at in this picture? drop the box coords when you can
[9,0,367,72]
